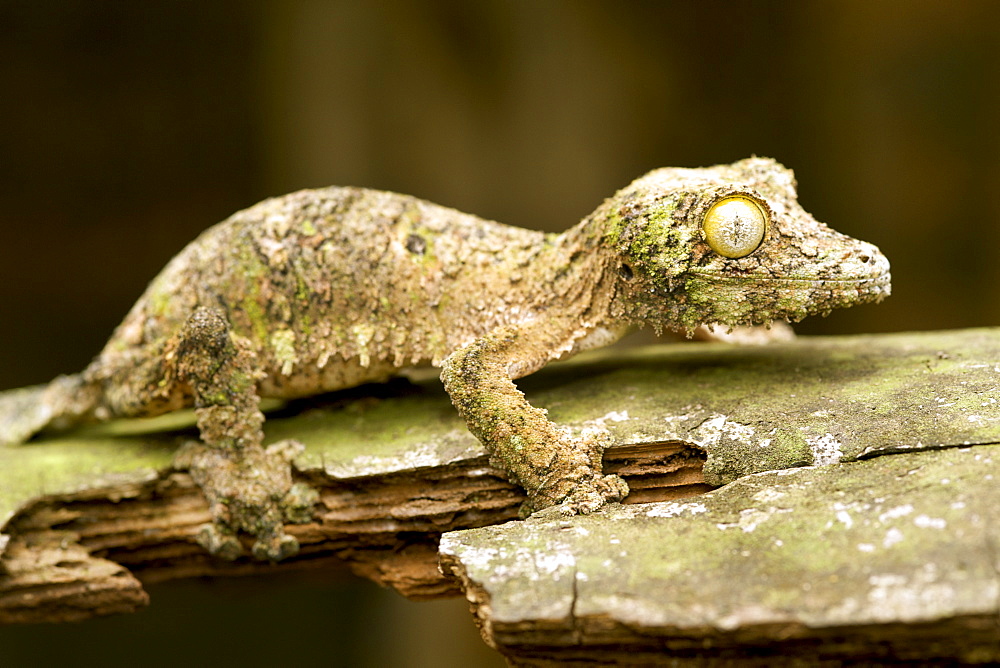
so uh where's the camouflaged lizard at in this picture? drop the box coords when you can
[0,157,891,560]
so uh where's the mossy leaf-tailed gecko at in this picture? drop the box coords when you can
[0,157,890,560]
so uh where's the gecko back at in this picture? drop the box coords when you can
[0,186,554,444]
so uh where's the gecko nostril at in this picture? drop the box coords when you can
[859,254,871,264]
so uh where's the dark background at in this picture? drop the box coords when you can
[1,1,997,665]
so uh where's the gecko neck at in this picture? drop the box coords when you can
[555,210,692,337]
[533,214,623,331]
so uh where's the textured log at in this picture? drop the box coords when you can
[0,433,706,623]
[440,445,1000,665]
[2,328,999,635]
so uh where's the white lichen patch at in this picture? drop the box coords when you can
[751,487,788,504]
[645,501,708,518]
[657,407,705,439]
[865,564,959,623]
[263,210,292,237]
[806,433,843,466]
[662,406,703,424]
[913,514,947,529]
[691,414,758,448]
[933,396,956,408]
[716,506,792,533]
[438,534,497,566]
[322,437,481,478]
[878,504,913,523]
[534,549,576,577]
[823,501,875,533]
[588,410,630,429]
[441,534,577,597]
[835,509,854,529]
[883,527,905,548]
[255,234,289,266]
[601,410,630,423]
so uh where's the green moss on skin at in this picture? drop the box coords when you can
[0,158,892,555]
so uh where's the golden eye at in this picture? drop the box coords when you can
[702,195,768,259]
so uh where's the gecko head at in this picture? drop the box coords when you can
[604,157,891,334]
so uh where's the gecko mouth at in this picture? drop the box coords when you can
[689,238,892,301]
[681,265,891,328]
[690,269,892,293]
[688,231,892,300]
[690,270,893,308]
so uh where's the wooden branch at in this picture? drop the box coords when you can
[0,440,707,623]
[441,445,1000,665]
[2,328,999,650]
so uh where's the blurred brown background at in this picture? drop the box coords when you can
[1,1,997,665]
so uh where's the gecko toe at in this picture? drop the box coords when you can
[548,474,630,516]
[596,474,630,502]
[252,533,300,562]
[196,523,244,561]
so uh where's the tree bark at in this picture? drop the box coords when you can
[2,329,998,664]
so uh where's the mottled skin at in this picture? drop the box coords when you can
[0,158,890,560]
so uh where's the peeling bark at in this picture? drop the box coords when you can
[2,327,999,665]
[441,446,1000,665]
[0,445,706,623]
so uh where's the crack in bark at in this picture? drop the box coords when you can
[856,439,1000,460]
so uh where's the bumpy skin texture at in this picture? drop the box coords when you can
[0,158,890,559]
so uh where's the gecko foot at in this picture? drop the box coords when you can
[176,439,319,561]
[513,424,629,518]
[553,474,630,517]
[519,472,629,518]
[196,524,244,562]
[173,308,319,560]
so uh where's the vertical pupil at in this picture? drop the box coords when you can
[729,213,752,244]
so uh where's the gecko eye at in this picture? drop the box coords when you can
[701,195,768,259]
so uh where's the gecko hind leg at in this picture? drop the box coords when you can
[174,307,317,561]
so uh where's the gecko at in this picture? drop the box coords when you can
[0,157,890,560]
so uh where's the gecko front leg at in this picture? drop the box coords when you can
[173,307,317,561]
[441,321,629,516]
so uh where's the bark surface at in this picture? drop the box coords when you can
[2,328,997,665]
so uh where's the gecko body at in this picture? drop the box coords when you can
[0,157,890,559]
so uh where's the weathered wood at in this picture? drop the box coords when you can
[1,328,998,637]
[0,439,707,623]
[441,443,1000,665]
